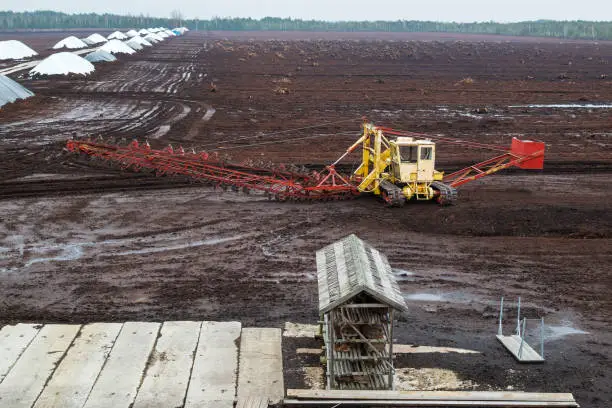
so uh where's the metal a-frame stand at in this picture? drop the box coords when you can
[496,297,545,363]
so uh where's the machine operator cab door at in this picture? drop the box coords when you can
[394,137,436,183]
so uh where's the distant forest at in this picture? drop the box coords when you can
[1,10,611,40]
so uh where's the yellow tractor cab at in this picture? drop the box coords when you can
[352,123,456,206]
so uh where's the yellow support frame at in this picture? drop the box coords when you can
[353,125,393,194]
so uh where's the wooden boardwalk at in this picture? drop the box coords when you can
[0,321,282,408]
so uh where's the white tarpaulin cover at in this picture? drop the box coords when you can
[84,49,117,63]
[125,29,139,38]
[124,39,143,51]
[0,40,38,60]
[52,36,88,50]
[30,52,95,76]
[85,33,108,44]
[144,33,164,43]
[107,31,128,40]
[0,74,34,107]
[99,39,136,55]
[129,36,153,47]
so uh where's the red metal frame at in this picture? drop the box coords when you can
[65,139,359,200]
[65,123,544,202]
[376,126,545,188]
[442,137,545,187]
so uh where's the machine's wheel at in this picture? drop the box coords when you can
[431,181,457,206]
[380,180,406,207]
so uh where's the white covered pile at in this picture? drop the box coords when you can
[0,75,34,108]
[138,28,150,35]
[0,40,38,60]
[144,33,164,43]
[84,50,117,63]
[81,37,96,46]
[85,33,107,44]
[30,52,95,76]
[128,36,152,47]
[107,31,128,40]
[52,36,88,50]
[125,29,139,38]
[173,27,189,35]
[124,39,143,51]
[99,39,136,55]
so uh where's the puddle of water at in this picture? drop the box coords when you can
[393,268,415,281]
[113,235,244,256]
[24,244,83,267]
[150,125,171,139]
[5,234,245,269]
[509,104,612,109]
[405,293,445,302]
[544,325,589,340]
[203,107,216,121]
[394,344,480,354]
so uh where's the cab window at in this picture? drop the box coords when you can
[420,146,433,160]
[399,146,417,162]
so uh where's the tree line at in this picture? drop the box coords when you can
[1,11,611,40]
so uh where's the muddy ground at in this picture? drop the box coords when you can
[0,31,611,407]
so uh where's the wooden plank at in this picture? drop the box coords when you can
[33,323,123,408]
[283,399,578,406]
[131,321,202,408]
[0,324,81,408]
[236,396,269,408]
[237,328,284,404]
[286,389,577,402]
[184,321,241,408]
[83,322,161,408]
[0,324,41,383]
[497,335,545,362]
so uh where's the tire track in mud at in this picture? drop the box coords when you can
[0,174,197,200]
[0,159,606,200]
[0,39,211,182]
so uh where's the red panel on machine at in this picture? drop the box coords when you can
[511,138,545,169]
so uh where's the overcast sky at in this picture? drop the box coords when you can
[5,0,612,22]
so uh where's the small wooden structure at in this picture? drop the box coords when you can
[497,297,545,363]
[316,234,407,390]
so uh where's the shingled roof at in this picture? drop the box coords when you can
[316,234,407,314]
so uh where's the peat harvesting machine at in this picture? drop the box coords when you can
[337,122,546,206]
[65,120,545,206]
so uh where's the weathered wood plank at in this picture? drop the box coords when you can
[497,335,545,362]
[0,324,80,408]
[283,399,578,407]
[184,321,241,408]
[83,322,161,408]
[236,396,270,408]
[237,328,284,404]
[286,389,577,402]
[131,321,201,408]
[33,323,122,408]
[0,323,41,383]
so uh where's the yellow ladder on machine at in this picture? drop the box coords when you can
[415,183,430,200]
